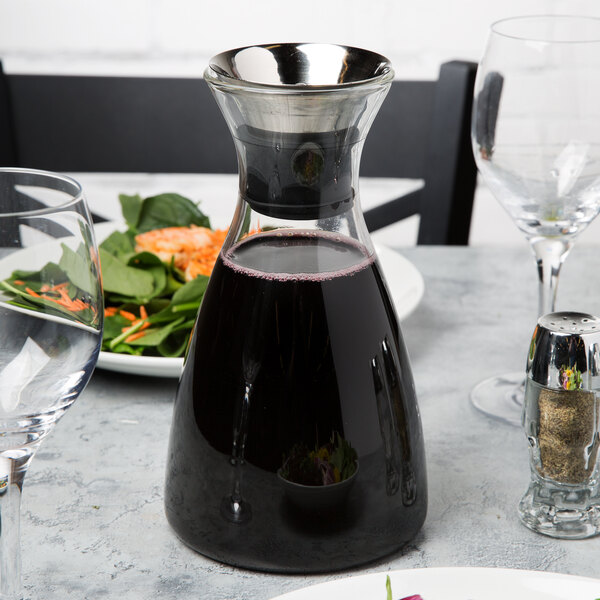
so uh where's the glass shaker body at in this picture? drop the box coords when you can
[164,44,427,572]
[519,312,600,539]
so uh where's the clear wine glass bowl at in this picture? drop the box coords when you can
[470,15,600,425]
[0,168,103,598]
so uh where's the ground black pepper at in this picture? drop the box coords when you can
[538,387,598,484]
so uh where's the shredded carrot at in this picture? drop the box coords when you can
[33,284,92,312]
[105,307,118,316]
[119,310,137,321]
[49,296,82,310]
[125,331,146,343]
[71,299,88,310]
[140,305,148,320]
[58,288,72,302]
[21,278,93,315]
[13,280,24,285]
[185,228,229,279]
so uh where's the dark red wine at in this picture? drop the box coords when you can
[165,232,427,573]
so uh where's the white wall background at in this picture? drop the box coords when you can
[2,0,600,246]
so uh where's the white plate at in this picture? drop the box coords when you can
[376,244,424,321]
[270,567,600,600]
[95,222,424,378]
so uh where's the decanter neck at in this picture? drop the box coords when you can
[234,125,361,220]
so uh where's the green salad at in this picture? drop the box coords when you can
[0,224,101,329]
[100,192,217,358]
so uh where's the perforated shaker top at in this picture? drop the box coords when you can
[539,312,600,335]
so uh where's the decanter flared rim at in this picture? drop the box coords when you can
[204,42,394,93]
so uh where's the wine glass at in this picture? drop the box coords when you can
[0,168,102,598]
[471,15,600,425]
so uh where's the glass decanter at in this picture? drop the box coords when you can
[164,43,427,573]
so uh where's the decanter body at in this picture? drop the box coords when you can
[164,43,427,572]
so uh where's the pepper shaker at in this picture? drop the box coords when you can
[519,312,600,539]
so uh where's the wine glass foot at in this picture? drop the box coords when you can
[470,371,525,427]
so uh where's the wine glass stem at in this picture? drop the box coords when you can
[0,451,36,600]
[530,237,572,318]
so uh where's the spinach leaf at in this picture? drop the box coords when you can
[59,243,97,295]
[119,194,144,230]
[100,230,135,259]
[163,273,184,297]
[102,314,131,343]
[128,251,164,268]
[126,252,169,300]
[157,328,190,357]
[171,275,210,305]
[99,248,154,298]
[149,303,199,324]
[39,262,69,285]
[10,263,67,286]
[144,266,168,300]
[110,342,144,356]
[136,193,211,232]
[148,275,208,324]
[144,298,171,313]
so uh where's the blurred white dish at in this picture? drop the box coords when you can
[96,351,182,378]
[270,567,600,600]
[376,244,424,321]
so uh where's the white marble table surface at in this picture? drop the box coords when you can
[19,174,600,599]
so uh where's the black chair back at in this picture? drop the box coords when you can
[0,60,477,244]
[362,60,478,244]
[0,66,235,173]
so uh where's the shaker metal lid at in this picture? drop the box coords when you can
[528,312,600,390]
